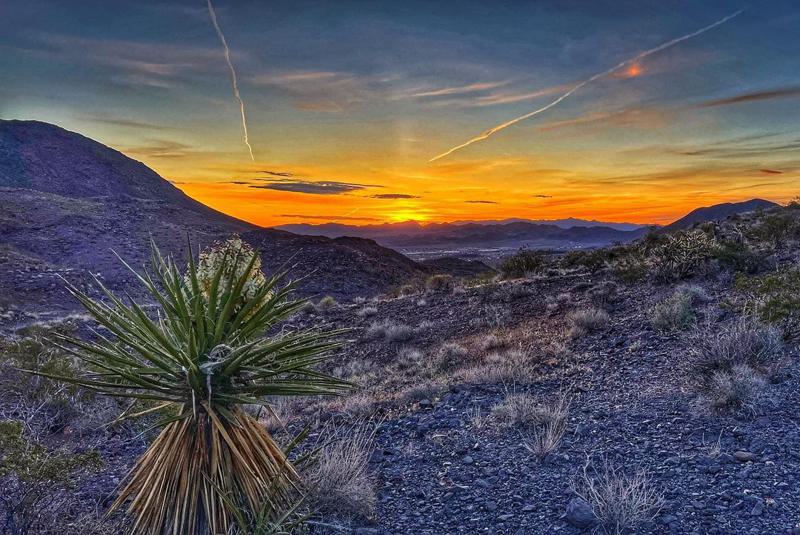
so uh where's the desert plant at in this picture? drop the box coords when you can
[0,420,102,535]
[307,421,377,520]
[315,295,338,312]
[425,274,455,293]
[365,320,414,343]
[499,250,547,279]
[568,307,610,338]
[651,230,717,281]
[650,287,697,333]
[27,239,351,534]
[689,318,783,412]
[435,342,471,371]
[573,461,664,535]
[736,267,800,338]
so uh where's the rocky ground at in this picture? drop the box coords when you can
[3,203,800,534]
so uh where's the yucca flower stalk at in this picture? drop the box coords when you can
[31,238,351,534]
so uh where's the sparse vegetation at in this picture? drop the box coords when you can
[366,320,415,343]
[316,295,338,312]
[573,461,664,535]
[0,420,102,535]
[493,392,570,458]
[499,249,547,279]
[28,238,351,534]
[689,318,784,413]
[308,422,377,521]
[425,274,455,293]
[568,307,610,338]
[736,267,800,338]
[650,286,697,332]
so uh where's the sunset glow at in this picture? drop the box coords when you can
[3,1,798,227]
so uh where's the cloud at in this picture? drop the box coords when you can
[250,179,381,195]
[261,170,294,177]
[759,169,784,174]
[121,139,197,159]
[465,200,498,204]
[225,180,252,184]
[280,214,380,221]
[532,194,553,198]
[695,86,800,109]
[250,70,381,112]
[409,81,509,98]
[81,115,172,130]
[369,193,421,199]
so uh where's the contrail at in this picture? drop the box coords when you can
[430,9,744,162]
[207,0,255,161]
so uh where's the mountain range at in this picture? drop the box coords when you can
[0,119,781,321]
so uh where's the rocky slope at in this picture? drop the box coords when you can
[0,120,431,326]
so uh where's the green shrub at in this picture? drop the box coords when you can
[316,295,338,312]
[650,287,697,332]
[0,420,102,534]
[736,268,800,338]
[562,249,610,273]
[611,253,648,283]
[499,250,547,279]
[712,241,764,274]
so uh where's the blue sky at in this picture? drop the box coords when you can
[2,1,799,225]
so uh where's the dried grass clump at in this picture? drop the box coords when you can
[307,422,377,520]
[462,349,536,384]
[355,306,378,318]
[690,318,784,413]
[425,274,455,293]
[568,307,610,338]
[650,288,696,333]
[573,461,664,535]
[435,342,472,371]
[365,321,415,343]
[493,392,570,458]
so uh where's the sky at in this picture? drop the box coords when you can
[1,0,799,226]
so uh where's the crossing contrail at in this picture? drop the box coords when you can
[430,9,744,162]
[207,0,255,161]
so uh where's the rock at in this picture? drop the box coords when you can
[734,451,757,463]
[565,497,595,529]
[462,455,474,465]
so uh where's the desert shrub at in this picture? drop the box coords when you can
[499,250,547,279]
[355,305,378,318]
[712,241,764,274]
[0,324,92,435]
[610,253,648,283]
[315,295,338,312]
[32,238,351,534]
[480,333,504,351]
[588,282,618,306]
[468,349,536,384]
[562,249,610,273]
[568,308,610,338]
[519,394,570,458]
[307,422,377,521]
[365,320,414,343]
[754,212,799,248]
[425,274,455,293]
[395,347,424,371]
[650,287,697,333]
[736,267,800,338]
[435,342,472,371]
[0,420,102,535]
[689,318,784,412]
[573,461,664,535]
[650,230,717,281]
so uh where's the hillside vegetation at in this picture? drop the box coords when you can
[2,200,800,534]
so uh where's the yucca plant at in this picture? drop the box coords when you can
[30,237,351,534]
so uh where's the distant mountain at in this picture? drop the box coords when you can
[0,120,429,319]
[664,199,779,231]
[276,220,651,254]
